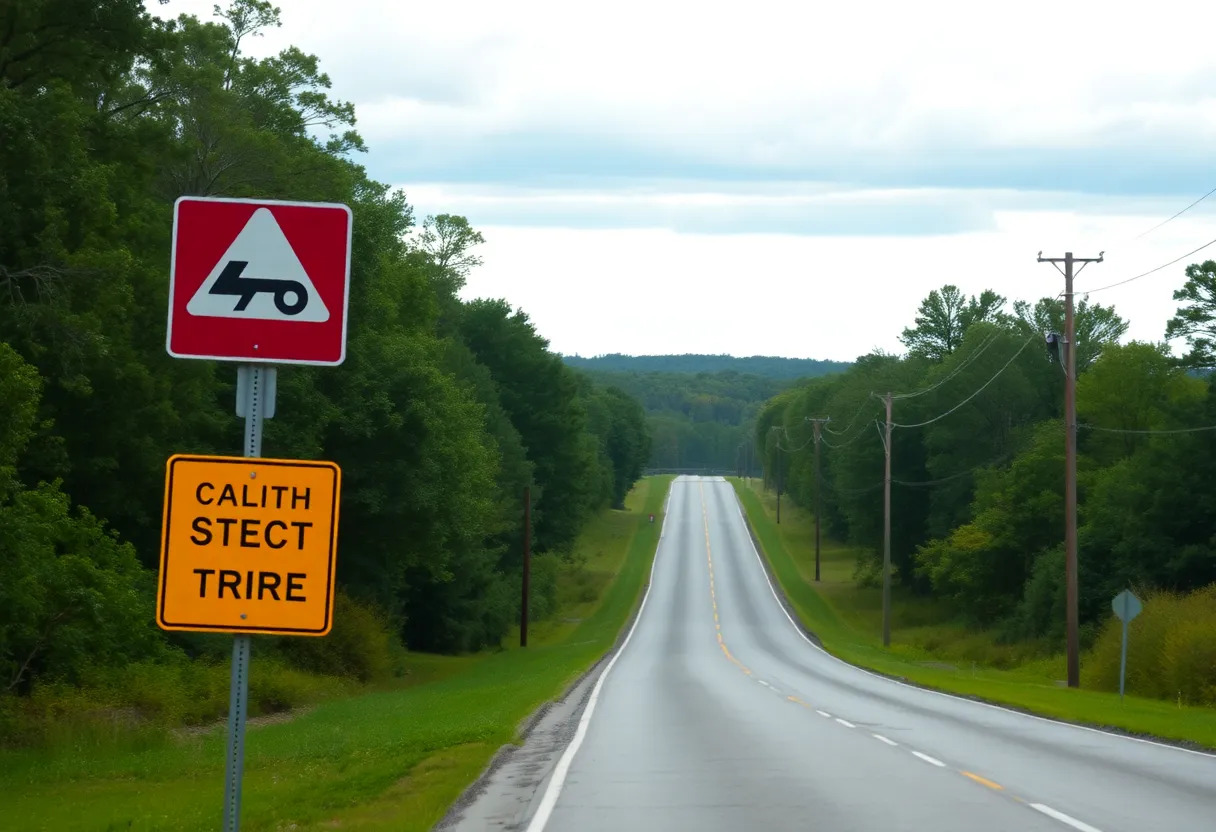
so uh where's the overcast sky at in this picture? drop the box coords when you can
[154,0,1216,362]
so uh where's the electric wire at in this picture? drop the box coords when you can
[1078,423,1216,434]
[1077,235,1216,295]
[1130,184,1216,242]
[824,397,883,437]
[891,336,1037,429]
[889,332,1002,401]
[820,420,879,449]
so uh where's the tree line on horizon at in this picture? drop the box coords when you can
[754,279,1216,674]
[0,0,650,720]
[565,357,849,472]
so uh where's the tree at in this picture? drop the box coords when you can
[1164,260,1216,369]
[415,214,486,295]
[459,299,598,552]
[1013,296,1128,372]
[900,285,1008,361]
[1076,341,1205,464]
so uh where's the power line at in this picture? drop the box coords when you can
[824,397,881,437]
[776,433,816,453]
[815,469,884,496]
[892,452,1014,487]
[1079,235,1216,295]
[1131,184,1216,242]
[891,336,1037,429]
[890,332,1002,401]
[820,420,879,449]
[1079,422,1216,434]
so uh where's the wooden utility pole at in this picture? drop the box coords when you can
[770,426,782,524]
[806,416,831,582]
[882,393,893,648]
[520,486,532,648]
[1037,250,1103,688]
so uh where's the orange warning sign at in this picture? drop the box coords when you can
[156,454,341,636]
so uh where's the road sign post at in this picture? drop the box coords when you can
[1111,589,1143,702]
[161,196,351,831]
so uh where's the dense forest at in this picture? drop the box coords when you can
[0,0,650,724]
[566,355,848,471]
[755,282,1216,659]
[563,353,851,378]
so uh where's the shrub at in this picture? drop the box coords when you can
[276,591,403,683]
[1084,584,1216,705]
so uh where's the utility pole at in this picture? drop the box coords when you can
[1037,250,1103,689]
[806,416,831,582]
[769,426,782,524]
[776,446,782,524]
[520,486,532,648]
[882,393,893,648]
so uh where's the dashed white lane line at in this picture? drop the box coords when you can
[835,718,856,728]
[912,751,947,767]
[758,680,771,688]
[1030,804,1104,832]
[872,734,898,746]
[816,710,831,718]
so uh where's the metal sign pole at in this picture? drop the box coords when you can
[1111,589,1142,705]
[1119,613,1129,702]
[223,364,277,832]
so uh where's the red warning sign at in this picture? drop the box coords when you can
[166,196,352,366]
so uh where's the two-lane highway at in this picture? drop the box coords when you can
[524,476,1216,832]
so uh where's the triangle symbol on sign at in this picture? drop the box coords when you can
[186,208,331,322]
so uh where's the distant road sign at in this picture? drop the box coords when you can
[166,197,352,365]
[157,454,341,636]
[1112,589,1143,622]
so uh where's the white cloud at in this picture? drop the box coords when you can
[461,212,1214,362]
[151,0,1216,362]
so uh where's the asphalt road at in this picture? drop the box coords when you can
[521,475,1216,832]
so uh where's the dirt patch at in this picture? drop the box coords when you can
[176,706,314,738]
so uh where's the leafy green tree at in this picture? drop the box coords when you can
[416,214,486,296]
[1165,260,1216,369]
[1012,296,1128,373]
[459,299,597,552]
[900,285,1008,361]
[915,421,1064,625]
[0,344,161,693]
[1076,341,1206,464]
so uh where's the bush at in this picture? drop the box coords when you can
[0,482,165,694]
[1084,584,1216,705]
[276,591,404,683]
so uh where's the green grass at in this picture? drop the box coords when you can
[729,477,1216,751]
[0,476,675,831]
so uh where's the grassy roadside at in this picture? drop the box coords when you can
[729,477,1216,751]
[0,475,675,832]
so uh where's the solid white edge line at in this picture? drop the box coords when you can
[912,751,947,767]
[1029,803,1104,832]
[725,485,1216,760]
[835,718,856,728]
[873,734,898,746]
[524,477,678,832]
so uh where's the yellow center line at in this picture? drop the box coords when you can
[961,772,1004,791]
[693,485,1025,805]
[700,482,753,677]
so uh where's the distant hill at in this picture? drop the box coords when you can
[560,354,849,472]
[561,353,851,379]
